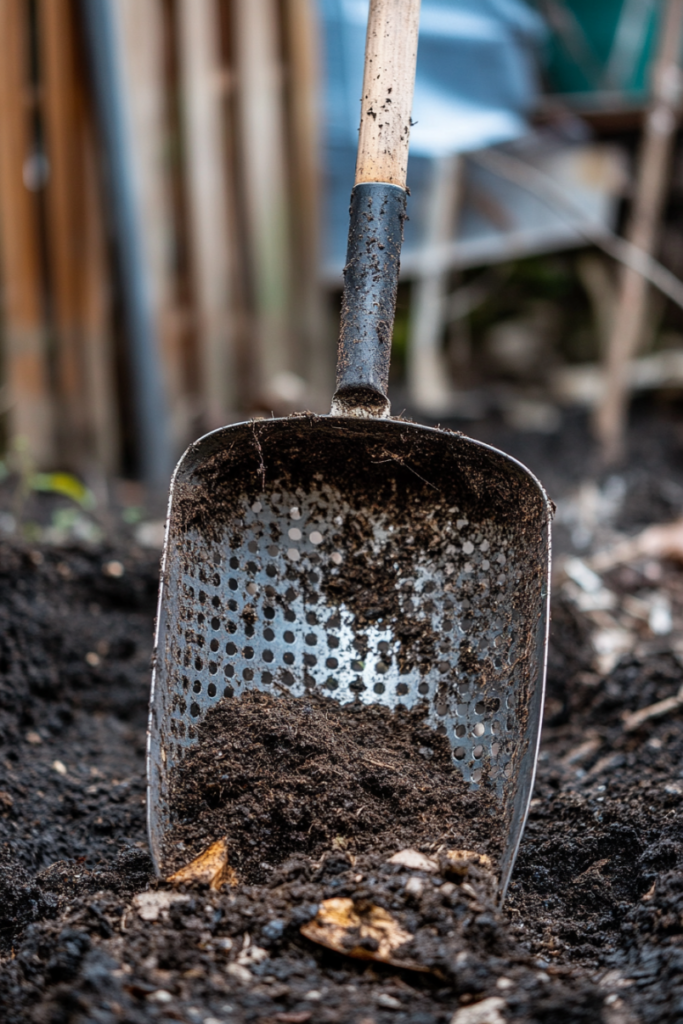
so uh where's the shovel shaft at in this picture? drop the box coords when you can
[355,0,421,189]
[332,0,421,417]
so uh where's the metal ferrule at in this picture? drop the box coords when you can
[331,182,407,417]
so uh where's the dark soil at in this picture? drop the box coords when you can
[164,690,494,882]
[2,405,683,1023]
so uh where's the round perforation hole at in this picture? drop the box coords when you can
[263,650,274,662]
[473,745,484,759]
[288,527,302,541]
[226,642,237,656]
[290,507,301,520]
[208,683,217,697]
[287,549,300,561]
[473,722,485,737]
[309,531,323,545]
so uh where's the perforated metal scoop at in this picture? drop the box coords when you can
[147,0,552,900]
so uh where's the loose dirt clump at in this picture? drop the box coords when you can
[163,690,493,879]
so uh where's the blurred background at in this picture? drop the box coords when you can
[3,0,683,555]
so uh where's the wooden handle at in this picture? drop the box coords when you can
[355,0,421,188]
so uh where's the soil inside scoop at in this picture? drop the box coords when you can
[164,689,501,880]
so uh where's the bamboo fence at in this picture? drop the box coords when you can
[0,0,328,479]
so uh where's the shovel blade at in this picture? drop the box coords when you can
[147,416,551,897]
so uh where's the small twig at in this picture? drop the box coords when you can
[372,449,439,491]
[250,420,266,489]
[623,684,683,732]
[471,148,683,315]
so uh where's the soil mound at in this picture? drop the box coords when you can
[164,690,493,879]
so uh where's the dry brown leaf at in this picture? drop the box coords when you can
[166,837,237,890]
[300,897,428,972]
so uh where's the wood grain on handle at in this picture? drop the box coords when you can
[355,0,421,189]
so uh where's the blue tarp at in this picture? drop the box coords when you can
[319,0,546,272]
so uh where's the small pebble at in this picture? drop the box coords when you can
[52,760,67,776]
[103,560,125,578]
[226,962,252,985]
[26,731,42,745]
[377,993,402,1010]
[496,977,514,991]
[450,997,506,1024]
[85,652,101,667]
[147,990,173,1004]
[405,876,425,896]
[303,990,322,1001]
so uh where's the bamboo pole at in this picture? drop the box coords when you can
[595,0,683,464]
[233,0,292,400]
[283,0,330,404]
[355,0,422,188]
[177,0,235,429]
[0,0,54,465]
[80,0,171,488]
[39,0,119,473]
[113,0,186,451]
[407,153,462,412]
